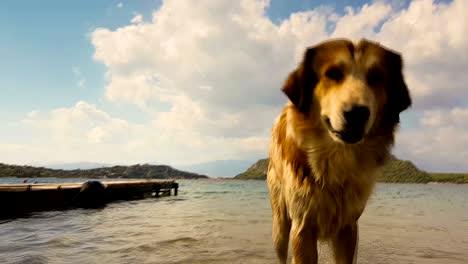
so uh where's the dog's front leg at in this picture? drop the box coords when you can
[271,201,291,264]
[290,221,318,264]
[332,223,359,264]
[272,212,291,264]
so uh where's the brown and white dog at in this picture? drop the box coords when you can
[267,38,411,264]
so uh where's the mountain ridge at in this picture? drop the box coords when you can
[234,156,468,183]
[0,163,208,180]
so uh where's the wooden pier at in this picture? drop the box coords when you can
[0,179,178,218]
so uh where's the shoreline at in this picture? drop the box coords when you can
[1,176,468,185]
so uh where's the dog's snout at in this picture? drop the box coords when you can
[344,105,370,127]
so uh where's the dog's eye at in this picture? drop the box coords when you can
[325,66,344,82]
[367,68,384,86]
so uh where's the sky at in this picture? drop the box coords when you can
[0,0,467,173]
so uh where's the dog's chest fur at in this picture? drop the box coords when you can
[284,149,380,239]
[269,105,393,239]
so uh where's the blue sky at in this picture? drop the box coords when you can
[0,0,374,121]
[1,0,467,173]
[0,0,418,131]
[1,1,154,122]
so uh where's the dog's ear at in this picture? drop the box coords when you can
[384,49,412,123]
[282,47,318,114]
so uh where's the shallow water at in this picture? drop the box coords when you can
[0,179,467,263]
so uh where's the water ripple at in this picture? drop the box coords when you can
[0,181,466,264]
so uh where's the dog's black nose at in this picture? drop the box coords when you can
[338,105,370,144]
[344,105,370,127]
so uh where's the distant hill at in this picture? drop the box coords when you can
[234,156,467,183]
[177,160,253,178]
[39,162,112,170]
[380,155,431,183]
[0,163,208,180]
[234,158,269,180]
[39,159,254,178]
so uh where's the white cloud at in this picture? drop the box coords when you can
[9,101,269,166]
[27,110,39,119]
[395,107,468,172]
[104,72,164,108]
[117,2,123,8]
[2,102,134,165]
[131,14,143,24]
[419,108,468,128]
[330,3,393,38]
[199,85,213,91]
[92,0,468,111]
[89,0,468,169]
[4,0,468,172]
[21,101,131,144]
[375,0,468,108]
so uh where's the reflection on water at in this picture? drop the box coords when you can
[0,180,467,263]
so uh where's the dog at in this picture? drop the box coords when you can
[267,38,411,264]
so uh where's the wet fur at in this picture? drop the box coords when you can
[267,38,411,264]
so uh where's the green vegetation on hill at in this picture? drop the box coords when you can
[234,158,269,180]
[379,155,432,183]
[234,156,468,183]
[429,173,468,184]
[0,163,208,180]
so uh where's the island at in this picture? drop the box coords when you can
[0,163,208,180]
[234,156,468,183]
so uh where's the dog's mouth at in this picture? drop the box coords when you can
[322,116,365,144]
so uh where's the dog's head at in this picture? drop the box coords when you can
[282,38,411,144]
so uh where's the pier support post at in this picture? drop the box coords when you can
[174,183,179,196]
[154,185,160,197]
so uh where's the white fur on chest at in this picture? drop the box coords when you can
[282,146,379,239]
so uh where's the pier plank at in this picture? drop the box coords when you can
[0,179,179,219]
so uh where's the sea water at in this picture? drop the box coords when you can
[0,179,467,263]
